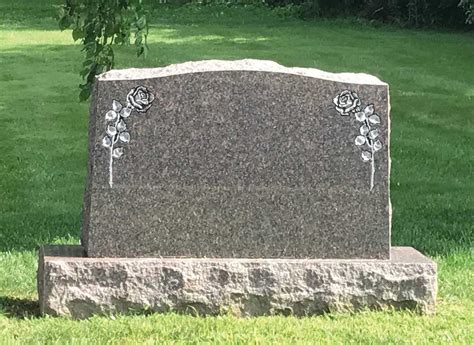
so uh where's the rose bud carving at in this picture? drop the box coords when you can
[333,90,361,116]
[127,86,155,113]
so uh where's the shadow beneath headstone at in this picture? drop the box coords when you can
[0,296,41,319]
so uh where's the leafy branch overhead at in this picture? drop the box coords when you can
[459,0,474,24]
[57,0,150,101]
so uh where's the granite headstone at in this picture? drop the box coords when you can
[38,60,437,318]
[82,59,390,259]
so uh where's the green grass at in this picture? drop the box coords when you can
[0,0,473,343]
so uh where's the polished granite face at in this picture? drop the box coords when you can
[82,60,391,259]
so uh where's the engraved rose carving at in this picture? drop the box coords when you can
[103,86,154,187]
[333,90,383,191]
[333,90,361,116]
[127,86,155,113]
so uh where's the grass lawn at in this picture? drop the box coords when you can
[0,0,473,343]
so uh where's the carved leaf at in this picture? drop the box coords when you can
[106,125,117,136]
[360,125,369,136]
[112,147,124,159]
[368,129,380,140]
[364,104,375,116]
[121,107,132,118]
[105,110,117,121]
[119,132,130,143]
[112,100,123,112]
[102,136,112,148]
[369,114,381,125]
[361,151,372,162]
[355,112,366,122]
[355,135,366,146]
[373,140,383,151]
[117,120,127,132]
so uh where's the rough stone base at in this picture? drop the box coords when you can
[38,246,436,318]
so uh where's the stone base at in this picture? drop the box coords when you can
[38,246,437,318]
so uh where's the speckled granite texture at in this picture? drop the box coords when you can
[82,59,391,259]
[38,245,437,318]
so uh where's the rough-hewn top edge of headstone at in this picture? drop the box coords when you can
[97,59,387,86]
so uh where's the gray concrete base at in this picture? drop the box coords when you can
[38,246,437,318]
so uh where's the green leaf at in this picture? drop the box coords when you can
[105,22,115,37]
[136,16,146,30]
[72,28,84,41]
[80,67,90,78]
[82,59,93,67]
[58,17,72,30]
[56,6,67,22]
[135,35,143,46]
[79,83,92,102]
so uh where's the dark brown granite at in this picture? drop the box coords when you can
[82,60,391,259]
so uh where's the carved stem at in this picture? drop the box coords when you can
[109,146,114,187]
[108,113,122,188]
[370,143,375,191]
[364,117,375,191]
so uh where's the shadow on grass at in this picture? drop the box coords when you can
[0,296,40,319]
